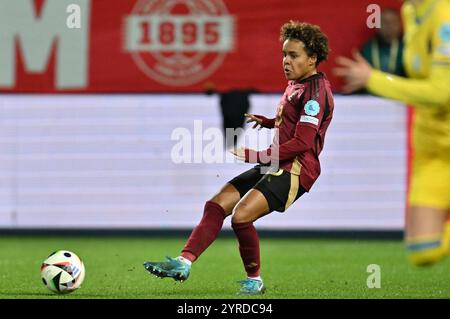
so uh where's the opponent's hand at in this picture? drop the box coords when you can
[333,49,372,93]
[244,113,264,130]
[230,147,247,161]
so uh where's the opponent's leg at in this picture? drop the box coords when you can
[405,206,449,266]
[441,211,450,255]
[406,153,450,265]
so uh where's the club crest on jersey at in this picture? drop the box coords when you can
[304,100,320,116]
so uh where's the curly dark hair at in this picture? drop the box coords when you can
[280,21,329,66]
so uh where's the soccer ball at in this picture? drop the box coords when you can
[40,250,85,294]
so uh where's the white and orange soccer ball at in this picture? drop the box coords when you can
[40,250,85,294]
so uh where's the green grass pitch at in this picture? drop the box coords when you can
[0,236,448,299]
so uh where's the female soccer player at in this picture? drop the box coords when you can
[144,21,334,294]
[334,0,450,266]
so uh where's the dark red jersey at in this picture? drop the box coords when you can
[246,72,334,191]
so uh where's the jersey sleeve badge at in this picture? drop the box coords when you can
[304,100,320,116]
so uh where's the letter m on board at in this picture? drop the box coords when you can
[0,0,90,89]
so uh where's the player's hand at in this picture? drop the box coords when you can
[230,147,247,161]
[244,113,264,130]
[333,49,372,93]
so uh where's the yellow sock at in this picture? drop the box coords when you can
[406,236,445,266]
[408,247,445,266]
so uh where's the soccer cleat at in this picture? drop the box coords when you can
[143,256,191,282]
[237,278,266,295]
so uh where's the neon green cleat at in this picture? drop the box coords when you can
[237,278,266,295]
[143,256,191,282]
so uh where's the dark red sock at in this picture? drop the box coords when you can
[181,201,226,262]
[232,221,260,277]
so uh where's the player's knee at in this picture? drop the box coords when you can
[406,239,446,267]
[209,193,238,217]
[208,197,232,217]
[231,204,252,224]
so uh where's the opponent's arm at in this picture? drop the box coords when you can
[367,66,450,107]
[334,6,450,108]
[367,2,450,107]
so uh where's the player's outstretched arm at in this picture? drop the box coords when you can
[245,113,275,129]
[232,125,316,164]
